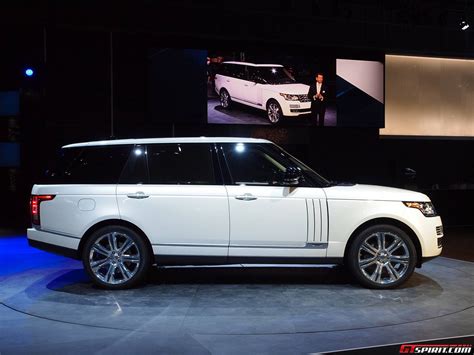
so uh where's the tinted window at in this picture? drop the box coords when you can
[147,143,216,185]
[119,145,148,184]
[226,64,246,80]
[217,63,229,76]
[222,143,288,185]
[247,67,261,83]
[222,143,330,187]
[43,145,132,184]
[256,67,295,84]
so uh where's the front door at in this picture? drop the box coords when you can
[219,142,326,258]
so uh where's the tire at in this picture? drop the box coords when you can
[82,225,152,290]
[266,100,283,124]
[219,89,231,109]
[346,224,417,289]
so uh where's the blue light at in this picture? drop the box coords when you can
[25,68,34,77]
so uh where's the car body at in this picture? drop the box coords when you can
[27,137,443,289]
[214,62,311,123]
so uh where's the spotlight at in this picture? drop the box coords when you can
[235,143,245,153]
[24,68,34,77]
[460,20,470,31]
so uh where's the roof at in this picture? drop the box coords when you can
[222,61,283,67]
[62,137,272,148]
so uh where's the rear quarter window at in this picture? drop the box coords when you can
[43,145,132,184]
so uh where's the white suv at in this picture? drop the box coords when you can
[28,137,443,289]
[214,62,311,124]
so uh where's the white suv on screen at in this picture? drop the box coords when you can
[214,62,311,124]
[27,137,443,290]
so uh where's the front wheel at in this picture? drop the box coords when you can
[266,100,283,124]
[347,224,417,289]
[82,226,152,289]
[219,89,231,109]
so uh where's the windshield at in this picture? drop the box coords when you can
[256,67,295,85]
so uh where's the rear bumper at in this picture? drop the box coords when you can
[27,228,80,259]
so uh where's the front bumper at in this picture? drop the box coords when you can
[27,228,80,259]
[280,101,312,116]
[415,215,443,258]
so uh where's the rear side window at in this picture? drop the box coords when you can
[119,145,148,184]
[232,64,247,80]
[43,145,132,184]
[147,143,216,185]
[217,63,229,76]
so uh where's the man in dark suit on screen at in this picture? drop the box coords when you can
[307,73,327,126]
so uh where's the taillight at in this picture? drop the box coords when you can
[30,194,55,226]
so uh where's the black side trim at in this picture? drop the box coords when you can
[154,255,343,266]
[228,256,343,265]
[154,255,227,265]
[28,239,80,260]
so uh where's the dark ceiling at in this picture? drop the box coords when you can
[1,0,474,55]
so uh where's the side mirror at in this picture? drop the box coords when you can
[283,167,302,186]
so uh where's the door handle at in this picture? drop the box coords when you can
[127,192,149,199]
[226,79,230,82]
[235,194,257,201]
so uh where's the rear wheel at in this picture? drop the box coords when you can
[347,224,417,289]
[82,226,151,289]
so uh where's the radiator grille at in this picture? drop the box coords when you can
[297,94,310,102]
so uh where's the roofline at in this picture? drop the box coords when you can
[62,137,272,148]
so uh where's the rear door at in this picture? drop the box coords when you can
[226,64,249,102]
[242,66,263,106]
[116,143,229,258]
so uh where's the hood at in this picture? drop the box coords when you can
[323,184,430,202]
[262,83,310,94]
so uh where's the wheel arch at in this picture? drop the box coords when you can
[219,87,230,97]
[265,97,281,109]
[343,217,423,268]
[78,219,153,261]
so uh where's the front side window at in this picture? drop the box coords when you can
[256,67,295,85]
[222,143,288,185]
[147,143,216,185]
[222,143,330,187]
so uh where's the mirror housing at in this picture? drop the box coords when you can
[283,167,302,186]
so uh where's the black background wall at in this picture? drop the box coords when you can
[1,1,473,228]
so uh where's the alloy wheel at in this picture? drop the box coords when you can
[88,232,141,285]
[357,232,410,285]
[267,102,281,123]
[220,90,230,108]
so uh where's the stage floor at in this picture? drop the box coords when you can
[0,235,473,354]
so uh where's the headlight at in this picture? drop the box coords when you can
[403,201,437,217]
[279,93,300,101]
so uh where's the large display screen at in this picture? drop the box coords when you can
[382,54,474,137]
[149,48,384,127]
